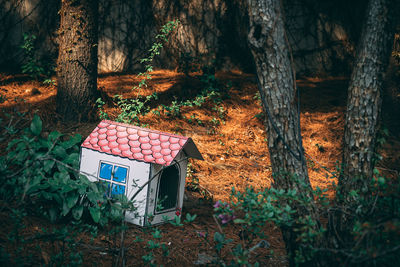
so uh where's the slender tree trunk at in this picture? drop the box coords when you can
[56,0,99,122]
[339,0,395,203]
[247,0,322,265]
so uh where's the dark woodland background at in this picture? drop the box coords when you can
[0,0,370,75]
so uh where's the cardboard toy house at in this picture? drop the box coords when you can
[79,120,203,226]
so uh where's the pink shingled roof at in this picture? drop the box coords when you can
[82,120,192,166]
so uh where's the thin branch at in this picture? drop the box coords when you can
[304,152,337,177]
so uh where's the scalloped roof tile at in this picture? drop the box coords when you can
[82,120,203,166]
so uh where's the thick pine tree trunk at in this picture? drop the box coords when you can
[340,0,395,201]
[56,0,99,122]
[247,0,321,265]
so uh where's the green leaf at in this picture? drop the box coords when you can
[214,232,225,243]
[43,160,55,173]
[25,175,43,195]
[169,215,183,226]
[89,206,101,223]
[72,206,83,220]
[284,204,292,212]
[382,127,389,136]
[56,161,67,173]
[349,190,358,198]
[6,139,20,150]
[49,207,58,222]
[147,240,160,249]
[111,207,124,220]
[66,193,79,209]
[48,131,62,142]
[152,229,162,239]
[64,153,79,166]
[53,146,67,159]
[62,201,71,216]
[233,218,246,224]
[87,191,102,204]
[185,213,197,223]
[30,114,42,136]
[61,134,82,150]
[142,253,153,263]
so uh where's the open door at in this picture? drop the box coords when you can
[155,164,180,213]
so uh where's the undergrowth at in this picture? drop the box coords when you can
[1,102,399,266]
[0,113,198,266]
[20,33,54,83]
[96,20,230,132]
[97,20,180,125]
[204,171,400,266]
[0,114,137,265]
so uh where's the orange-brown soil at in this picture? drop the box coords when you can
[0,70,399,266]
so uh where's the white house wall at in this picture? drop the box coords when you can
[79,148,150,225]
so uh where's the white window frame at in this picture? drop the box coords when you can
[97,160,130,196]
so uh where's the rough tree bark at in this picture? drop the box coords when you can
[247,0,321,265]
[340,0,395,200]
[56,0,99,122]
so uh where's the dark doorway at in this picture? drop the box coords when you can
[156,164,180,212]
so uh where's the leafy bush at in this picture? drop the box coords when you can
[0,114,136,265]
[206,185,305,266]
[20,33,53,81]
[206,172,400,266]
[156,68,229,126]
[113,93,158,124]
[333,171,400,266]
[0,115,129,224]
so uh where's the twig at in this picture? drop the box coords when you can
[354,244,400,263]
[115,214,127,267]
[375,166,399,175]
[212,214,238,265]
[12,1,41,28]
[304,152,337,177]
[367,192,379,216]
[40,156,101,181]
[212,214,224,233]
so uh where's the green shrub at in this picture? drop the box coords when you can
[0,114,136,265]
[20,33,53,81]
[97,20,180,125]
[207,172,400,266]
[1,114,136,224]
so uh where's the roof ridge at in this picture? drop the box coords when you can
[101,120,188,140]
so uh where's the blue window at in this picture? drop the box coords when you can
[98,162,128,196]
[113,166,127,183]
[99,163,113,180]
[112,184,126,195]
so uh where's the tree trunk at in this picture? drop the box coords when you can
[56,0,99,122]
[247,0,321,265]
[340,0,395,201]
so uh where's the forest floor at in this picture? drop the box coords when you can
[1,70,399,266]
